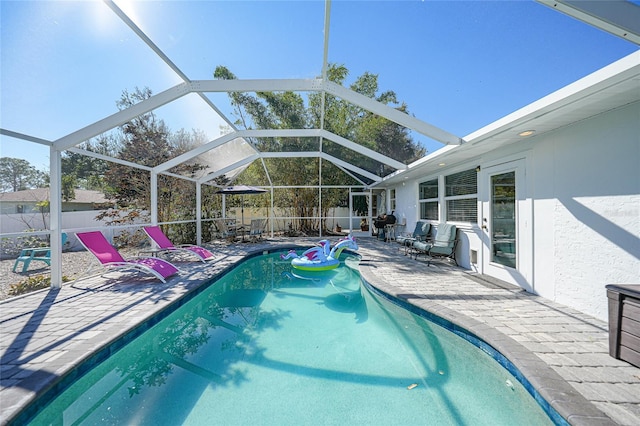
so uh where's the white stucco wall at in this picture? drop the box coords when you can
[391,101,639,321]
[394,181,419,228]
[531,102,640,320]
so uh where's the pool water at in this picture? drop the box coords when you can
[28,252,554,425]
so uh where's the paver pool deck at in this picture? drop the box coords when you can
[1,237,638,425]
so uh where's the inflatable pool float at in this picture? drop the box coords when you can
[281,234,358,271]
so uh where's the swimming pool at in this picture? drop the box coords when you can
[25,251,557,425]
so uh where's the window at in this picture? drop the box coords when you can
[445,169,477,222]
[390,189,396,211]
[16,204,24,213]
[447,198,477,221]
[418,179,438,220]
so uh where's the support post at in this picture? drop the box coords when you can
[150,172,158,224]
[196,183,202,245]
[49,147,63,289]
[270,188,274,237]
[348,188,353,234]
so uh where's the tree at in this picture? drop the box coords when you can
[0,157,46,192]
[213,63,425,233]
[61,135,117,192]
[61,174,76,202]
[103,87,173,209]
[94,87,209,244]
[309,65,425,177]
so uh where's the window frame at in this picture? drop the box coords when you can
[444,168,478,223]
[389,188,396,211]
[418,178,439,221]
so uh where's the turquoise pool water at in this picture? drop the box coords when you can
[27,252,555,425]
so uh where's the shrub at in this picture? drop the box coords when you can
[1,233,48,258]
[8,274,71,296]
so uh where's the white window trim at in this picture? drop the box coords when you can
[390,188,396,211]
[443,168,478,223]
[418,177,439,221]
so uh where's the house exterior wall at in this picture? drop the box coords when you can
[394,101,639,321]
[0,201,105,214]
[530,102,639,320]
[0,202,51,215]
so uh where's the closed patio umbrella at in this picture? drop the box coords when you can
[215,185,267,239]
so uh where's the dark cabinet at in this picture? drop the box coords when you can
[606,284,640,368]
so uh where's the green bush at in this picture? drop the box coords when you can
[8,274,71,296]
[1,233,48,257]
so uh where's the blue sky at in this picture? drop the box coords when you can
[1,0,638,173]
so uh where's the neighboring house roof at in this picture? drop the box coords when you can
[0,188,113,205]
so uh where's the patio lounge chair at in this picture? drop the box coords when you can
[248,219,266,242]
[412,223,458,265]
[143,226,215,262]
[396,221,431,254]
[212,219,237,241]
[76,231,179,283]
[12,233,68,273]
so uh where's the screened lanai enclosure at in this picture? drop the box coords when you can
[1,0,638,289]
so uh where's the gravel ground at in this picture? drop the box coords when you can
[0,250,136,301]
[0,239,264,301]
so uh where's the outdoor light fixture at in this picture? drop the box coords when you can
[518,130,536,137]
[438,162,446,166]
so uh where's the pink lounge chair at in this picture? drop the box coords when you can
[143,226,215,262]
[76,231,179,283]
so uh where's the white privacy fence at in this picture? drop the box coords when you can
[0,206,369,259]
[1,207,360,238]
[1,210,108,235]
[1,210,132,258]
